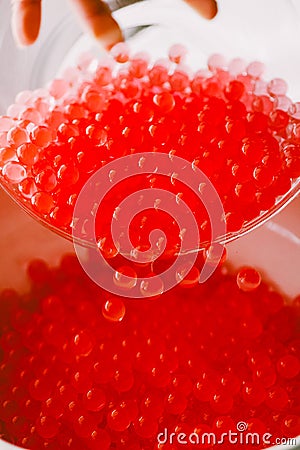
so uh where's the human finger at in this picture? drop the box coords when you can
[68,0,123,49]
[183,0,218,19]
[11,0,42,46]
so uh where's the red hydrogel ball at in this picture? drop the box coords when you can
[83,388,106,412]
[107,407,131,432]
[276,354,300,379]
[35,415,59,439]
[102,296,126,322]
[73,330,94,356]
[237,266,262,292]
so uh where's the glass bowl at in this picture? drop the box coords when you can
[0,0,299,252]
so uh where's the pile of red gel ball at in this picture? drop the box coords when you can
[0,255,299,449]
[0,43,299,253]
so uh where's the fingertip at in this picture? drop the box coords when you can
[184,0,218,20]
[92,16,124,50]
[208,0,218,19]
[11,1,41,47]
[68,0,123,50]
